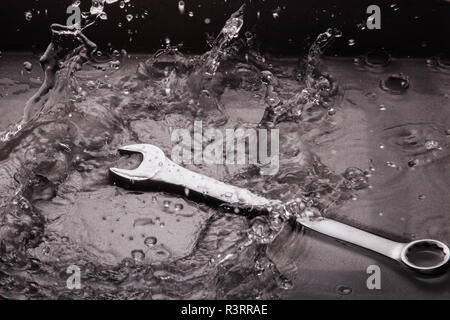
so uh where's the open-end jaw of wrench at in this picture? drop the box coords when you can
[110,144,450,274]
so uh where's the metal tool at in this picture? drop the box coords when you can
[110,144,450,274]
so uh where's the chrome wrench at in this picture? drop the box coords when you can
[110,144,450,274]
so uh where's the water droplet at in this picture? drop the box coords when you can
[126,14,133,22]
[178,1,185,14]
[343,167,370,190]
[204,18,211,24]
[23,61,33,73]
[163,200,171,208]
[380,73,410,94]
[272,7,281,19]
[110,60,121,70]
[437,54,450,69]
[408,159,419,168]
[425,140,439,150]
[390,3,400,11]
[386,161,397,168]
[426,59,435,67]
[131,250,145,262]
[278,277,293,290]
[174,203,184,211]
[348,39,356,46]
[379,104,387,111]
[336,285,352,295]
[86,80,96,90]
[365,48,391,67]
[188,11,194,17]
[90,1,105,16]
[144,236,157,247]
[24,11,33,21]
[42,246,50,256]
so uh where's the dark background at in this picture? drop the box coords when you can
[0,0,449,56]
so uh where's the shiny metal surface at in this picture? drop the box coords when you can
[111,144,450,274]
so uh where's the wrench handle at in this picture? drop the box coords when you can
[299,217,406,261]
[156,158,405,260]
[155,158,272,207]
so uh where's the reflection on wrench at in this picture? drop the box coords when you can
[110,144,450,274]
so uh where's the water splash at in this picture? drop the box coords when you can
[0,5,371,300]
[202,4,246,78]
